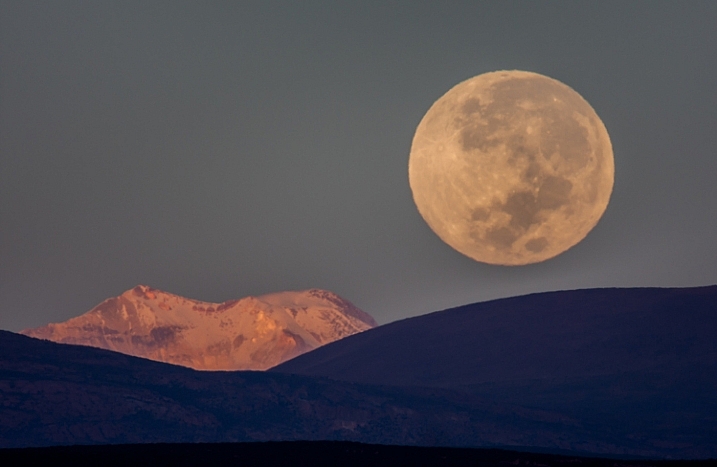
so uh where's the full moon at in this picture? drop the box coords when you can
[409,70,614,265]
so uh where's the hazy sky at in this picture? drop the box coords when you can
[2,1,716,331]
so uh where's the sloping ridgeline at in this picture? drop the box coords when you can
[1,331,637,455]
[2,441,715,467]
[2,286,717,458]
[273,286,717,458]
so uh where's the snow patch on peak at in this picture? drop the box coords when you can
[21,285,377,371]
[257,289,377,327]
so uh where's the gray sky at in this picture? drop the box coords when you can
[2,1,716,331]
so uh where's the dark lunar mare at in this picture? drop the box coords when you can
[459,76,595,250]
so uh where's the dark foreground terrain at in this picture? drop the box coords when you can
[2,330,642,454]
[274,286,717,388]
[2,286,716,458]
[1,441,713,467]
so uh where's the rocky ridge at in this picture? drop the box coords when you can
[21,285,376,370]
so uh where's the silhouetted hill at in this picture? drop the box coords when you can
[2,286,716,458]
[0,331,654,456]
[272,286,717,386]
[270,286,717,458]
[2,441,713,467]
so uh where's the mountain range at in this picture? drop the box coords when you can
[2,286,716,458]
[20,285,376,370]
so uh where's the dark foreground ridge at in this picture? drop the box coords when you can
[2,329,646,455]
[1,441,713,467]
[273,285,717,387]
[2,286,716,458]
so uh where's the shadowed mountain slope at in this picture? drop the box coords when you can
[2,286,716,458]
[271,286,717,387]
[3,441,713,467]
[0,331,651,455]
[21,285,376,370]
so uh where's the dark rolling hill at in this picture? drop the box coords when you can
[0,330,665,456]
[1,286,716,458]
[2,441,714,467]
[271,286,717,458]
[272,286,717,387]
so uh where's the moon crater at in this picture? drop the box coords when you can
[409,71,614,265]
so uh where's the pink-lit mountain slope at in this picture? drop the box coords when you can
[21,285,376,371]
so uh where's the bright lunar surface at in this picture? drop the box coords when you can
[409,70,614,265]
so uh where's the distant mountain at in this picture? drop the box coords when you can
[21,285,376,370]
[272,286,717,387]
